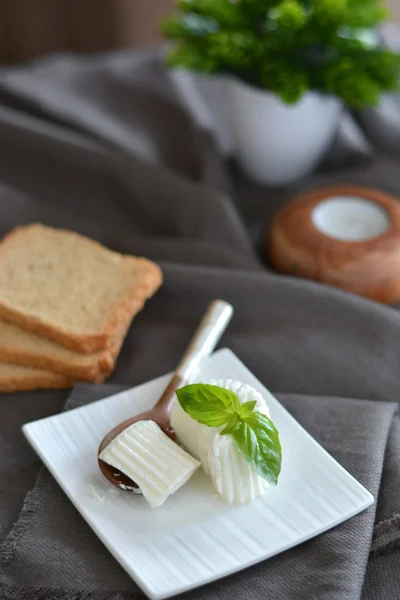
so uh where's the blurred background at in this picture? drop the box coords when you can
[1,0,398,65]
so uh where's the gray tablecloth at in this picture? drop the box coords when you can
[0,48,399,600]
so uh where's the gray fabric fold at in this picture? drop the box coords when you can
[0,47,399,599]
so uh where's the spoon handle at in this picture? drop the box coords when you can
[177,299,234,381]
[155,299,234,410]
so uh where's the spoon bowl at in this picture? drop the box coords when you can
[98,374,183,491]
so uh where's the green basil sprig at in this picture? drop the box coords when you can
[176,384,282,485]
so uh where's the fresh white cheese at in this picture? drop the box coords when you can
[171,379,270,504]
[99,420,200,508]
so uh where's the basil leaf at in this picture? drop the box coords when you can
[220,414,241,435]
[176,384,241,427]
[233,411,282,485]
[237,400,257,419]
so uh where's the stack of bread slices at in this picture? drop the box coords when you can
[0,224,162,392]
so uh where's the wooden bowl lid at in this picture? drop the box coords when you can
[267,185,400,304]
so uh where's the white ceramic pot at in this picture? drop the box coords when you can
[228,79,342,186]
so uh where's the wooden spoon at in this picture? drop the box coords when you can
[98,299,234,492]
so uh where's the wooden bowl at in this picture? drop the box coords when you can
[267,185,400,304]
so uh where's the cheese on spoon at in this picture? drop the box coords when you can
[99,420,200,508]
[171,379,271,504]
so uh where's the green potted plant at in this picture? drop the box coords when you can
[162,0,400,186]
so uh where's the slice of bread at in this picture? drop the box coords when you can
[0,362,74,392]
[0,318,121,381]
[0,224,162,353]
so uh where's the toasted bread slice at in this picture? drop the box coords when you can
[0,319,118,381]
[0,362,74,392]
[0,313,132,381]
[0,224,162,353]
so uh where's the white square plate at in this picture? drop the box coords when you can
[23,349,373,599]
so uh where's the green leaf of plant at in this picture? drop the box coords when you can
[220,414,241,435]
[233,411,282,485]
[176,384,241,427]
[237,400,257,419]
[161,0,400,108]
